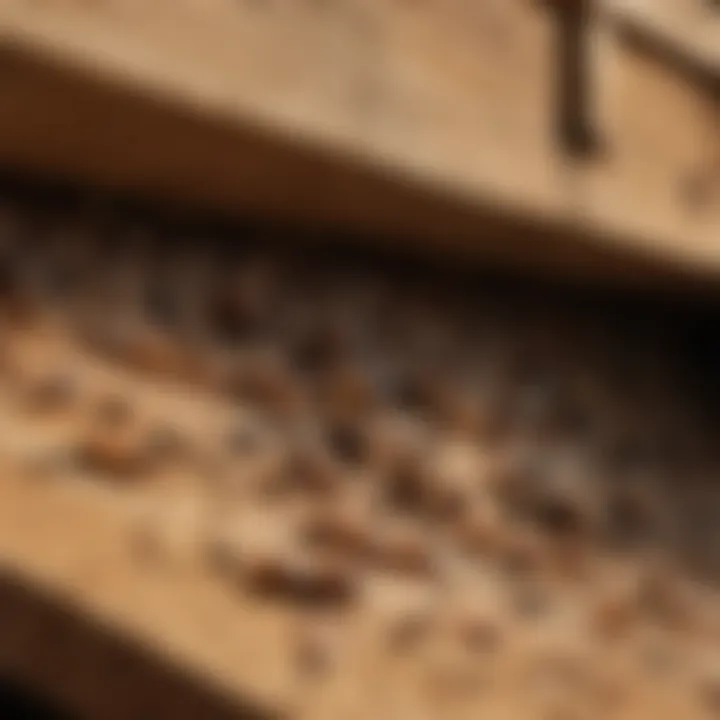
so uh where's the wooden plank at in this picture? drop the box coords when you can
[0,1,717,289]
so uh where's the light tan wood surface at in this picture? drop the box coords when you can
[0,1,717,290]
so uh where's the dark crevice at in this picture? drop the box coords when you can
[0,678,72,720]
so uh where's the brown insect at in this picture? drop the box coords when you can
[243,554,356,609]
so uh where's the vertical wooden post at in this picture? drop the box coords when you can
[550,0,601,159]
